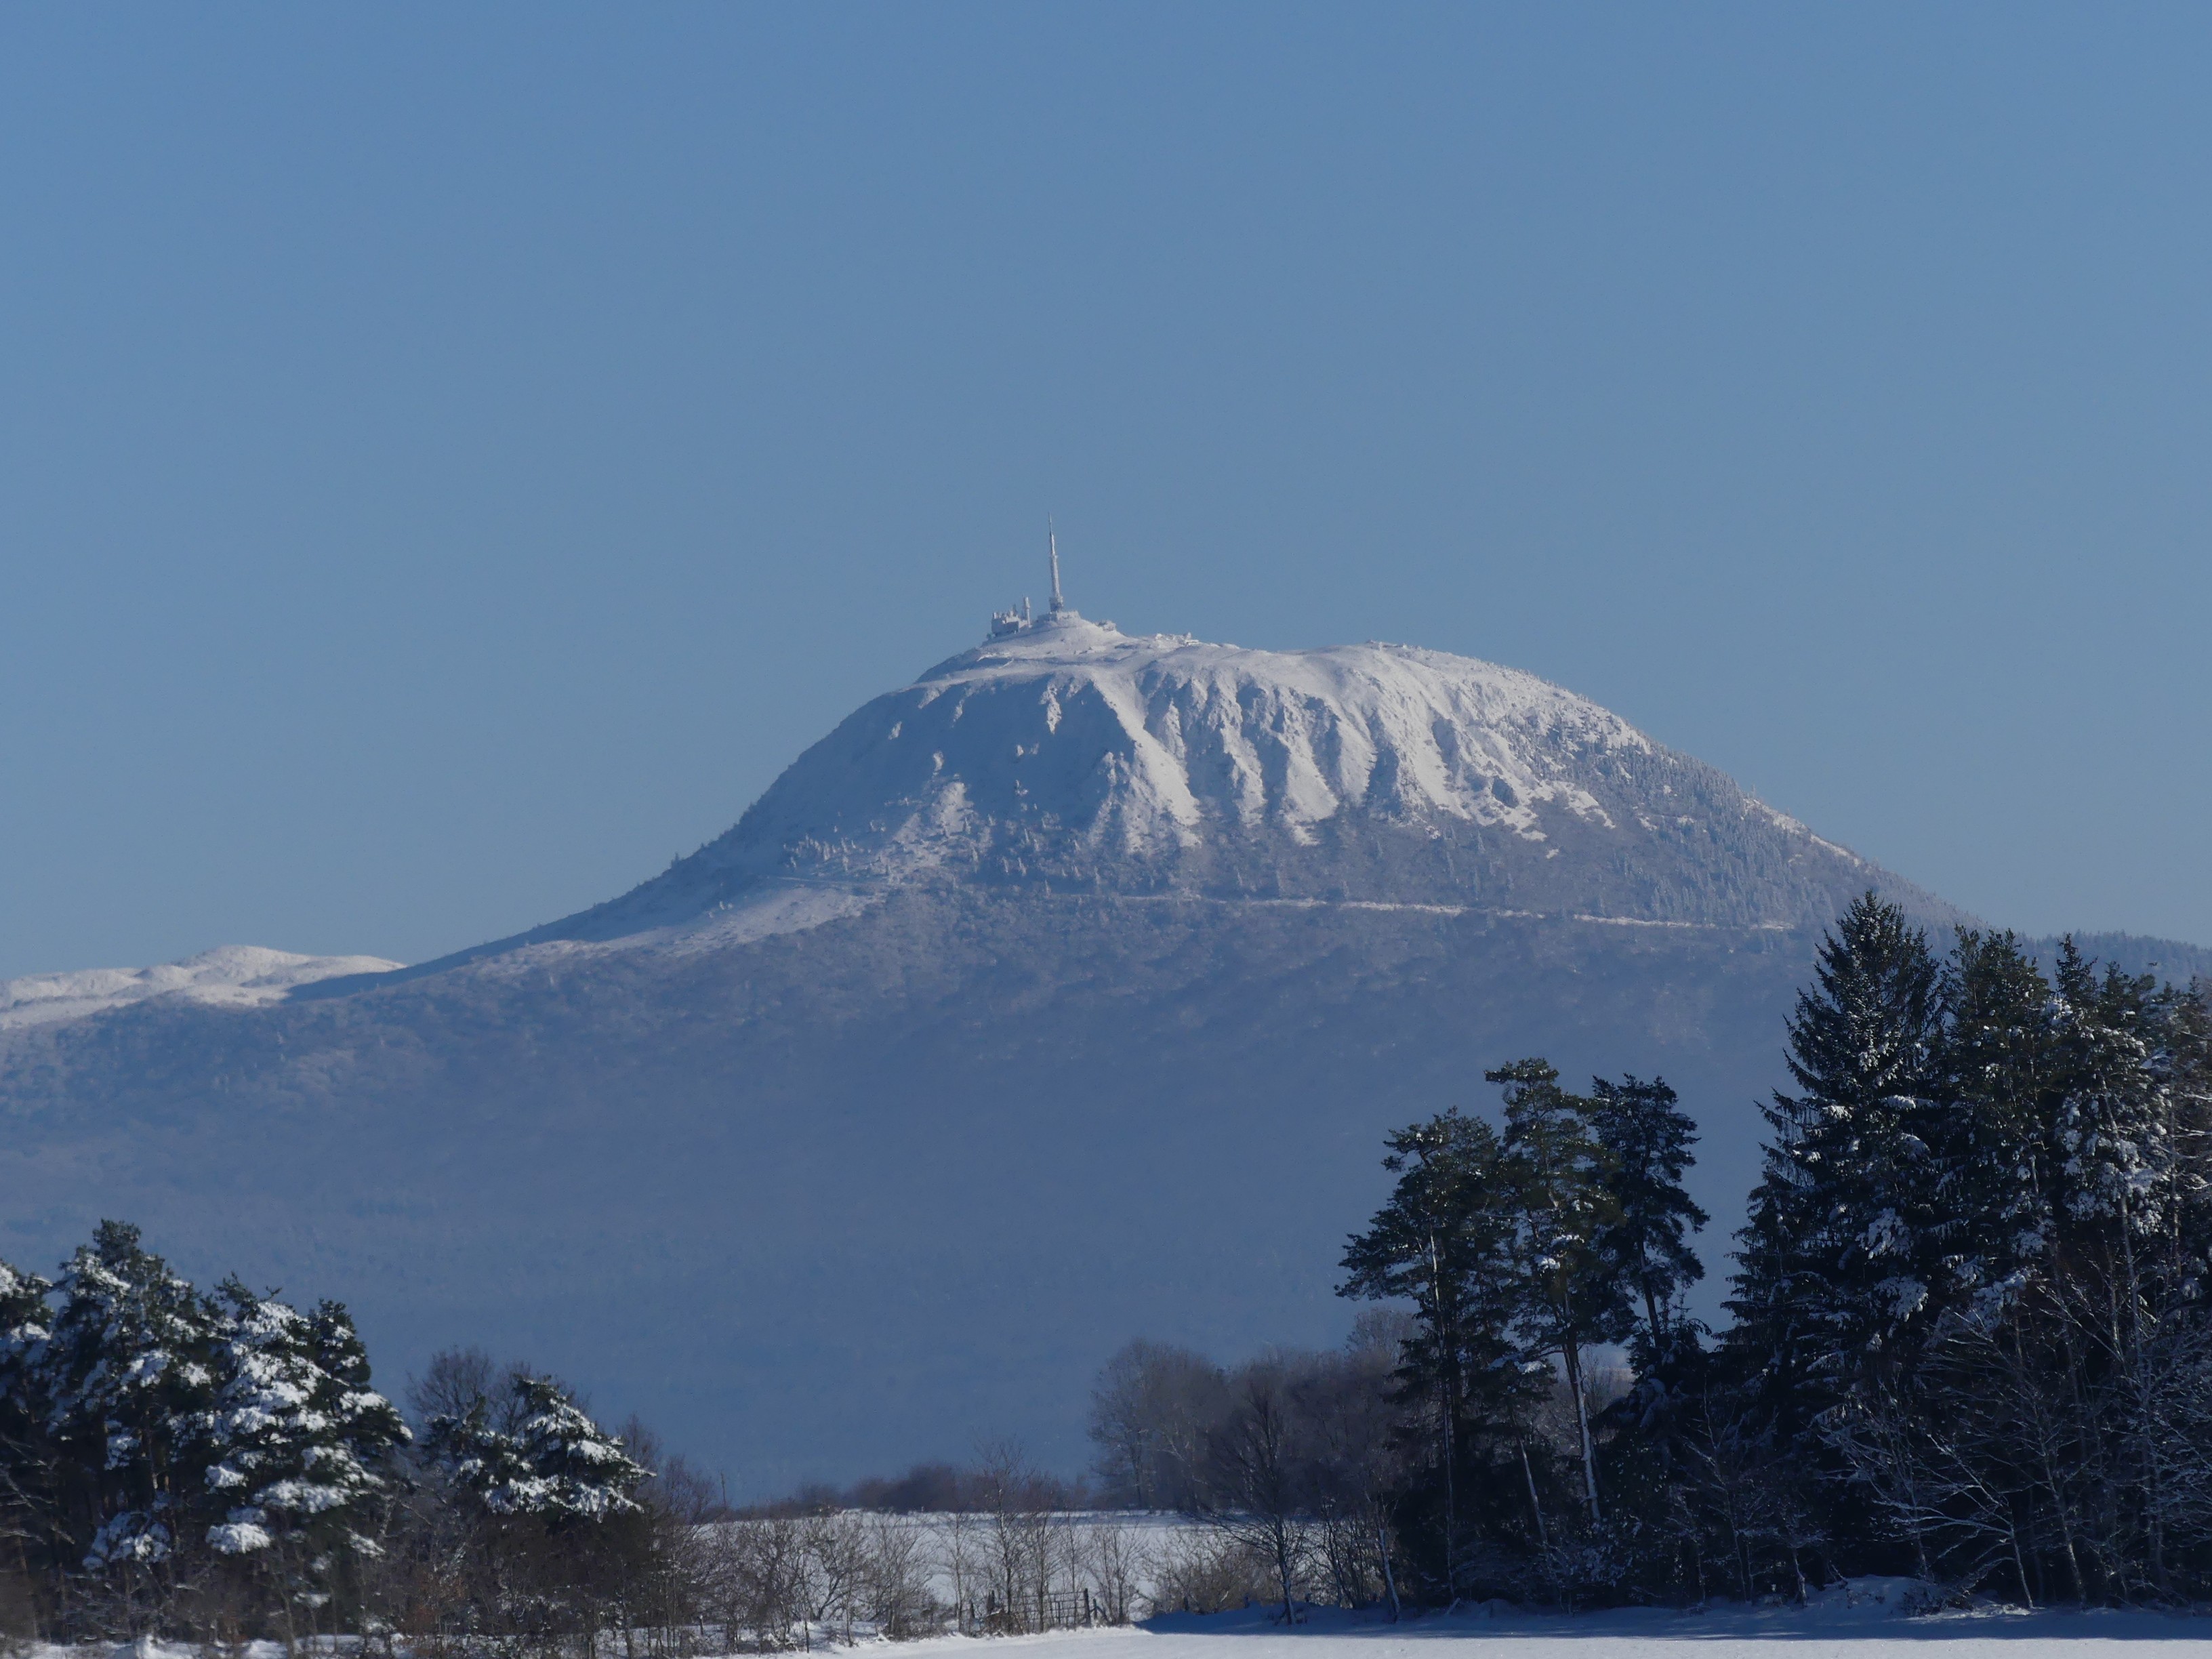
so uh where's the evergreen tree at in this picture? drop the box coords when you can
[1719,897,1949,1585]
[198,1277,409,1626]
[0,1256,51,1367]
[1586,1073,1708,1357]
[0,1225,700,1639]
[1323,930,2212,1603]
[1580,1073,1709,1592]
[428,1374,647,1524]
[1490,1059,1631,1525]
[0,1256,57,1566]
[1933,928,2061,1315]
[2156,977,2212,1278]
[36,1221,219,1577]
[1338,1107,1531,1591]
[1729,895,1946,1416]
[2048,942,2186,1263]
[2045,944,2207,1592]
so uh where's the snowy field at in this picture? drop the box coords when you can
[863,1509,1204,1606]
[31,1585,2212,1659]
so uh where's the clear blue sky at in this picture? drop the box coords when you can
[4,4,2209,979]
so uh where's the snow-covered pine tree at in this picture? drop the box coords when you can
[0,1254,56,1560]
[1715,899,1953,1584]
[1490,1059,1631,1525]
[1728,895,1946,1416]
[307,1296,411,1493]
[428,1374,646,1525]
[0,1256,51,1368]
[198,1277,409,1626]
[1860,927,2076,1597]
[502,1378,648,1522]
[35,1221,221,1579]
[2042,943,2212,1592]
[2049,941,2189,1266]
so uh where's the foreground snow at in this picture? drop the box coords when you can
[25,1586,2212,1659]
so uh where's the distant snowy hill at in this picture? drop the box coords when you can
[1,603,2197,1494]
[0,945,402,1029]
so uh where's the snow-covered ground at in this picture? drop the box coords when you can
[855,1509,1203,1607]
[24,1584,2212,1659]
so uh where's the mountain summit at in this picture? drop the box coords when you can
[415,613,1936,986]
[0,605,2003,1492]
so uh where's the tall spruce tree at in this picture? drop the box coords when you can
[1491,1059,1630,1525]
[1934,929,2061,1315]
[1339,1107,1530,1591]
[1729,895,1946,1416]
[1582,1073,1711,1583]
[1586,1074,1708,1357]
[2049,941,2186,1264]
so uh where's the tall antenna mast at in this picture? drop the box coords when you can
[1048,518,1065,615]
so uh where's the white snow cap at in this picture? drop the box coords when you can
[0,945,403,1030]
[728,616,1664,876]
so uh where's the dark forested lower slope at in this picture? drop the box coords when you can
[1,892,1824,1491]
[0,611,2193,1492]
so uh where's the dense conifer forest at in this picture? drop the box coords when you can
[4,897,2209,1644]
[1086,897,2212,1611]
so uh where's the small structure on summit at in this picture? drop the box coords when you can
[989,523,1079,638]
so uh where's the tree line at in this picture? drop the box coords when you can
[1084,895,2212,1610]
[8,892,2210,1640]
[0,1234,1265,1648]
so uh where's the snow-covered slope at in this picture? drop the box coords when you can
[412,611,1929,981]
[771,614,1654,861]
[0,945,403,1030]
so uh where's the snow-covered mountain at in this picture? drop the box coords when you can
[377,609,1921,987]
[1,602,2188,1496]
